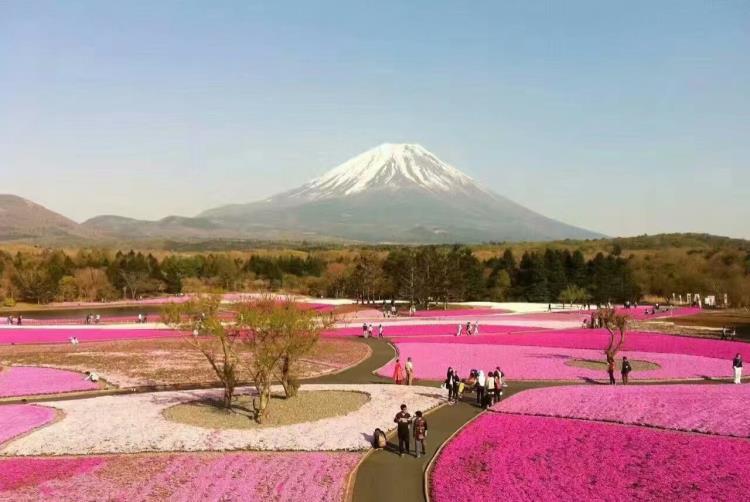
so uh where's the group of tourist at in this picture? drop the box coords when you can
[136,313,149,324]
[455,321,479,336]
[84,313,101,325]
[393,403,428,458]
[5,315,22,325]
[606,355,633,385]
[362,322,384,339]
[443,366,505,407]
[391,357,415,385]
[721,327,738,340]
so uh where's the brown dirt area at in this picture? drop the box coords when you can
[0,337,369,388]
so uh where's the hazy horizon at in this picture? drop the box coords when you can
[1,1,749,239]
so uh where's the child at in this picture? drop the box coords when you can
[413,410,428,458]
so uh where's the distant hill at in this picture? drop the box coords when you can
[81,214,241,240]
[0,194,91,242]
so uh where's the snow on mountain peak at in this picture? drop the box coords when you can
[285,143,481,201]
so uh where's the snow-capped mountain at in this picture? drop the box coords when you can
[280,143,482,201]
[200,143,602,243]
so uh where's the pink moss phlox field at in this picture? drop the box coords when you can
[323,323,538,338]
[0,367,99,397]
[430,414,750,502]
[0,457,104,492]
[0,405,57,445]
[0,328,180,345]
[390,328,746,360]
[494,384,750,437]
[0,452,360,501]
[380,343,731,381]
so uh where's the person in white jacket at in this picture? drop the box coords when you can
[475,370,486,405]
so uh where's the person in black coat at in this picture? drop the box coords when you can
[621,356,632,384]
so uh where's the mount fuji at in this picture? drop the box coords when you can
[198,143,602,243]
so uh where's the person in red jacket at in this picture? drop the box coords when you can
[392,359,404,385]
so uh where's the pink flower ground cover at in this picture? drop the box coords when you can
[494,384,750,437]
[0,452,361,501]
[390,328,747,360]
[0,367,99,397]
[0,328,180,345]
[323,323,539,338]
[430,414,750,502]
[379,343,731,381]
[0,405,57,445]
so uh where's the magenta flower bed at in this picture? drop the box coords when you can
[0,452,360,501]
[0,367,99,397]
[323,323,538,338]
[0,405,57,446]
[494,384,750,437]
[379,343,731,381]
[390,328,747,360]
[431,414,750,502]
[0,328,180,345]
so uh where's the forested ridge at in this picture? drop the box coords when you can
[1,233,748,306]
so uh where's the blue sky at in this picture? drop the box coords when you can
[1,1,748,238]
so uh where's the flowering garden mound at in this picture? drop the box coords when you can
[0,366,99,398]
[0,451,359,501]
[0,405,57,446]
[430,414,750,502]
[379,343,731,381]
[494,384,750,438]
[164,390,370,429]
[2,384,443,455]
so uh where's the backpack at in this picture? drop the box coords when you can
[373,428,387,449]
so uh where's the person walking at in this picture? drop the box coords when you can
[367,323,374,338]
[456,323,462,337]
[476,370,486,405]
[378,323,384,338]
[445,367,456,402]
[413,410,428,458]
[474,321,480,336]
[392,358,404,385]
[733,353,743,384]
[607,355,616,385]
[394,404,411,457]
[493,371,502,402]
[362,322,368,337]
[405,357,415,386]
[453,371,462,403]
[621,356,632,385]
[484,369,495,407]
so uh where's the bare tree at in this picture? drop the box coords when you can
[236,298,333,422]
[594,308,630,360]
[162,296,239,409]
